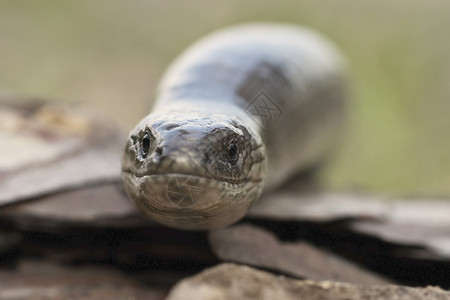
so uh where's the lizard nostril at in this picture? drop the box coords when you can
[155,147,163,156]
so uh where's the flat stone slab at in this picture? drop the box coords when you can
[168,263,450,300]
[209,223,388,284]
[249,185,450,259]
[250,188,450,226]
[0,182,152,230]
[349,219,450,258]
[0,230,21,255]
[0,99,125,206]
[0,259,167,300]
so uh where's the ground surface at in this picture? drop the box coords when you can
[0,99,449,299]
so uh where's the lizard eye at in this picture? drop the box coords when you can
[140,132,151,158]
[226,143,239,165]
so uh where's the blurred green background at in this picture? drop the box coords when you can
[1,0,449,195]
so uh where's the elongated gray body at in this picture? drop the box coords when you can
[122,24,347,230]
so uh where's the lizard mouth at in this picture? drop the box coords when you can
[122,167,261,185]
[121,171,262,230]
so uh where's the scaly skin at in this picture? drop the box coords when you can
[121,24,347,230]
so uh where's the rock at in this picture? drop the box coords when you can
[0,182,150,231]
[167,263,450,300]
[208,223,388,284]
[0,259,167,300]
[0,99,125,206]
[0,230,21,255]
[249,190,387,222]
[13,227,217,272]
[249,177,450,226]
[347,198,450,258]
[349,220,450,258]
[249,182,450,259]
